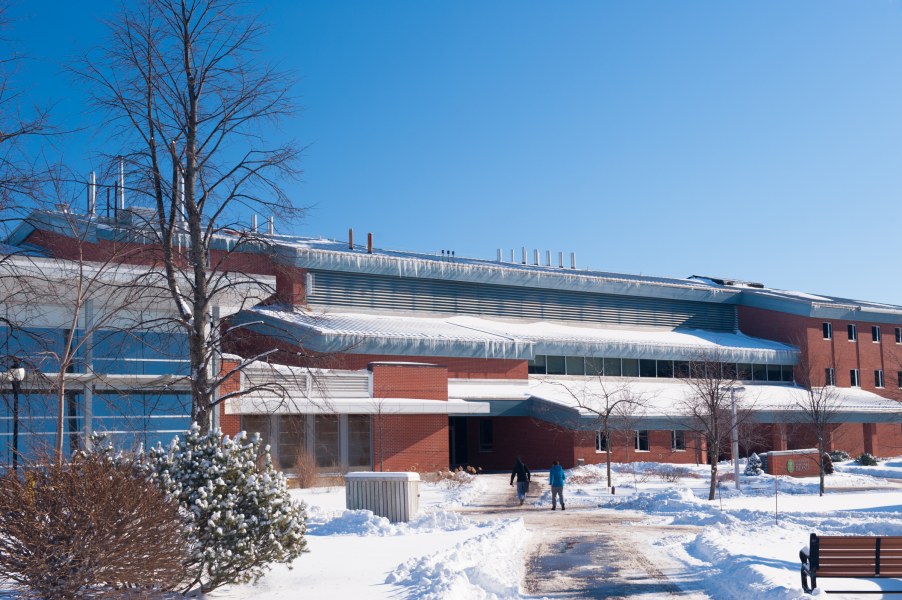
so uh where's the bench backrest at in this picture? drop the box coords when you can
[811,534,902,578]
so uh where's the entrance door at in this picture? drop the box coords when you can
[449,416,469,468]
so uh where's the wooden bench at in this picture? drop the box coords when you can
[800,533,902,594]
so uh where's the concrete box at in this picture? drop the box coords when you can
[345,471,420,522]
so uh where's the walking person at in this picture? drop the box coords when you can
[549,459,566,510]
[510,456,531,505]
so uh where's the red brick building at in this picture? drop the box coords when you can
[8,212,902,472]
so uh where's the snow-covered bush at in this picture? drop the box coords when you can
[856,452,879,466]
[147,425,308,593]
[829,450,851,463]
[822,452,834,475]
[744,452,763,476]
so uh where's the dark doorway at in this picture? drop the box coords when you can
[449,416,469,467]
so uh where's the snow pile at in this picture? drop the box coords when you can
[385,519,528,599]
[307,507,475,536]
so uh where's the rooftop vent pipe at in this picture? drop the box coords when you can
[497,248,502,262]
[545,250,551,267]
[252,214,258,233]
[558,252,563,268]
[349,228,354,249]
[570,252,576,269]
[521,246,527,264]
[533,249,539,265]
[367,233,373,254]
[267,216,274,235]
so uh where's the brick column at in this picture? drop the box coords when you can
[863,423,878,455]
[218,357,241,437]
[771,425,788,451]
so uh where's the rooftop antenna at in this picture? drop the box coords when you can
[87,171,97,216]
[118,157,125,212]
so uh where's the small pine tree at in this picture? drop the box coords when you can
[822,452,834,475]
[744,452,763,476]
[147,425,307,593]
[856,452,879,466]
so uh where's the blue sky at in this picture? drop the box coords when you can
[10,1,902,304]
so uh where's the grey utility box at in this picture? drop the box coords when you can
[345,471,420,522]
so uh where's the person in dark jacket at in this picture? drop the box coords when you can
[510,456,531,505]
[549,460,566,510]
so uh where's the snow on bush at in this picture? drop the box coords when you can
[147,425,307,593]
[386,518,528,599]
[856,452,879,466]
[744,453,763,476]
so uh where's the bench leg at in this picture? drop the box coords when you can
[800,549,814,594]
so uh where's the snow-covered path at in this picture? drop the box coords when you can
[455,474,710,598]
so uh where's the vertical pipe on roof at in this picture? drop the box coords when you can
[521,247,527,264]
[349,228,354,249]
[252,214,257,232]
[533,249,539,265]
[367,232,373,254]
[570,252,576,269]
[545,250,551,266]
[558,251,564,268]
[268,215,274,235]
[497,248,502,262]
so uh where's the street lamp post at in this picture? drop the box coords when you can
[9,364,24,473]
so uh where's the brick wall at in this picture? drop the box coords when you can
[370,362,448,400]
[273,264,307,306]
[219,358,241,437]
[373,414,448,472]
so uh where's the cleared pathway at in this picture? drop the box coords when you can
[454,473,710,599]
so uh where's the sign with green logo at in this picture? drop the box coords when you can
[786,459,795,474]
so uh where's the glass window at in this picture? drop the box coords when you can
[875,370,885,388]
[825,368,835,386]
[635,430,649,452]
[898,370,902,388]
[314,415,340,470]
[546,356,566,375]
[479,419,493,452]
[781,365,794,383]
[872,326,881,343]
[672,430,686,451]
[585,357,604,377]
[721,362,737,380]
[603,357,622,377]
[565,356,585,376]
[621,359,639,377]
[736,363,753,380]
[897,328,902,345]
[527,355,546,375]
[595,431,608,452]
[347,415,372,471]
[850,369,860,387]
[848,324,857,341]
[823,323,832,339]
[674,361,690,378]
[639,359,657,378]
[752,364,767,381]
[766,364,781,382]
[656,360,674,378]
[242,415,271,450]
[277,415,306,470]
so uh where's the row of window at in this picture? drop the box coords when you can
[823,323,902,344]
[829,367,901,388]
[527,354,794,382]
[595,430,686,452]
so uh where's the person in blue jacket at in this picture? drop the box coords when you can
[549,460,566,510]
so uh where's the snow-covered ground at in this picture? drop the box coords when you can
[213,459,902,599]
[210,472,529,600]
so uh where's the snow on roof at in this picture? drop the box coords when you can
[246,306,799,364]
[523,378,902,418]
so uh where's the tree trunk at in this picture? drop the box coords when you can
[708,442,719,501]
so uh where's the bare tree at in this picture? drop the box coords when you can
[549,378,645,488]
[792,349,842,496]
[78,0,303,432]
[0,3,50,209]
[677,350,755,501]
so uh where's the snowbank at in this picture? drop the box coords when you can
[386,518,529,600]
